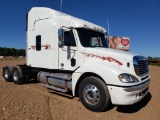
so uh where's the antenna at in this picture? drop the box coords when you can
[59,0,63,28]
[107,18,110,35]
[60,0,63,12]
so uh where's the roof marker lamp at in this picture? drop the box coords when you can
[118,74,139,83]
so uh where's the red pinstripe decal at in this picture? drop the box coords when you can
[82,52,123,66]
[41,44,51,49]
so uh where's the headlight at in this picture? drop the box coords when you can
[118,74,139,83]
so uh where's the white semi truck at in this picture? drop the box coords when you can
[3,7,150,112]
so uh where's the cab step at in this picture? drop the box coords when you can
[41,84,68,93]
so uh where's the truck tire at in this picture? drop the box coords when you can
[78,76,110,112]
[3,66,13,82]
[12,66,24,84]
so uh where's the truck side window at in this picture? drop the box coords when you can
[36,35,41,51]
[64,30,76,47]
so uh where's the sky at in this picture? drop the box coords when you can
[0,0,160,57]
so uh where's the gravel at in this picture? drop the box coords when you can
[0,60,160,120]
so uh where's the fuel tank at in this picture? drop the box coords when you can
[37,72,72,90]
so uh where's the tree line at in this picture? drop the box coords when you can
[148,56,160,60]
[0,47,25,56]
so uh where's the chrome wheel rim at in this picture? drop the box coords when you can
[83,85,100,105]
[13,70,18,81]
[4,69,9,79]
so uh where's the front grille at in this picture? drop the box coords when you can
[138,60,149,75]
[133,56,149,76]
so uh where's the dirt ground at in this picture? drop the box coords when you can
[0,59,160,120]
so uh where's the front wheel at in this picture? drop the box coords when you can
[78,76,110,112]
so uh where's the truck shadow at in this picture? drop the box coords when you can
[116,92,152,113]
[26,79,39,84]
[102,102,116,112]
[24,80,152,113]
[25,79,74,99]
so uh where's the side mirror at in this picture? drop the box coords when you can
[58,28,64,47]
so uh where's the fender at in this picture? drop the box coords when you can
[72,61,128,96]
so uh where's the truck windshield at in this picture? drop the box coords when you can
[76,28,108,48]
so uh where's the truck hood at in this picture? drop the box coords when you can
[84,48,137,66]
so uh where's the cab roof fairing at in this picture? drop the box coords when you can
[29,7,108,34]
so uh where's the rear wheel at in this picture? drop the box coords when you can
[3,66,13,82]
[12,66,24,84]
[78,76,110,112]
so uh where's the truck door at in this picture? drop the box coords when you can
[58,29,78,71]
